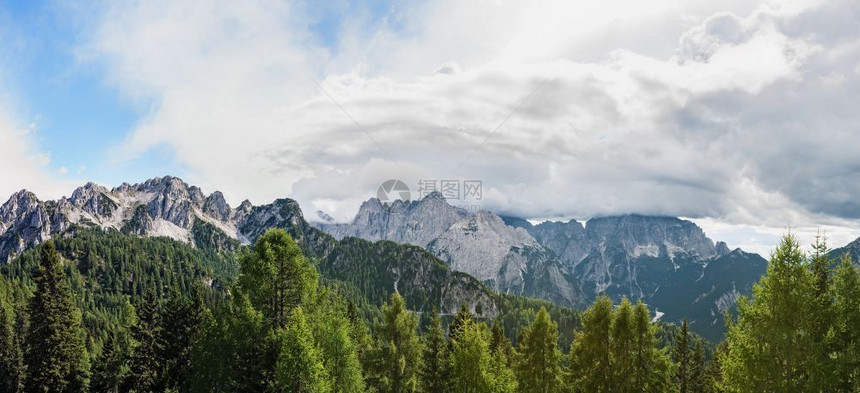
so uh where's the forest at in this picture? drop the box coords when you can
[0,227,858,393]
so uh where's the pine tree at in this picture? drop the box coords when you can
[490,319,516,368]
[421,309,450,393]
[91,331,128,393]
[566,295,613,393]
[672,319,691,393]
[23,240,90,393]
[161,289,204,393]
[831,254,860,391]
[450,319,515,393]
[125,292,165,393]
[808,234,833,389]
[449,304,473,346]
[515,307,561,393]
[237,228,318,329]
[310,297,365,393]
[688,339,708,393]
[190,294,274,393]
[631,301,674,393]
[346,301,374,381]
[371,293,423,393]
[610,299,635,392]
[277,306,331,393]
[721,234,817,392]
[0,297,22,393]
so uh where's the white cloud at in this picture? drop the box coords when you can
[0,103,73,201]
[78,0,860,251]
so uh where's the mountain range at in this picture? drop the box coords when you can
[0,176,501,319]
[314,192,772,339]
[2,176,857,341]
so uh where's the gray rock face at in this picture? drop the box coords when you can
[533,220,590,265]
[317,191,469,247]
[429,211,539,290]
[314,195,770,335]
[316,197,585,305]
[204,191,232,222]
[584,215,717,261]
[0,176,248,262]
[0,191,53,261]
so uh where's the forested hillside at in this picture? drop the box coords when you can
[0,226,858,392]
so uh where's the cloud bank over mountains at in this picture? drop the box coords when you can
[3,0,860,254]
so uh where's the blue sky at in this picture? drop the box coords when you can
[0,0,407,186]
[1,0,860,255]
[1,0,172,184]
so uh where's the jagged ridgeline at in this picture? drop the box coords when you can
[316,192,769,341]
[0,176,581,350]
[0,176,772,341]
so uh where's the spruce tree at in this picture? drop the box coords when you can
[490,319,515,368]
[515,307,561,393]
[450,319,515,393]
[610,299,635,392]
[23,240,90,393]
[90,331,128,393]
[310,296,365,393]
[688,339,708,393]
[345,301,374,380]
[237,228,318,329]
[566,295,613,393]
[449,304,473,346]
[161,289,204,393]
[125,292,165,393]
[721,234,817,392]
[372,293,423,393]
[631,301,674,393]
[672,319,691,393]
[808,234,833,389]
[421,309,450,393]
[831,254,860,391]
[277,306,331,393]
[0,297,22,393]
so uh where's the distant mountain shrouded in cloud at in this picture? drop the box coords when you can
[1,0,860,255]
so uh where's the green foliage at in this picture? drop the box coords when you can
[277,306,332,393]
[567,296,674,393]
[90,331,128,393]
[421,309,449,393]
[450,319,515,393]
[566,296,613,392]
[2,227,233,356]
[10,214,859,393]
[23,241,91,393]
[721,234,818,391]
[0,285,23,393]
[370,293,423,393]
[125,293,165,393]
[672,319,691,393]
[830,254,860,391]
[309,291,366,393]
[237,228,318,329]
[514,307,561,393]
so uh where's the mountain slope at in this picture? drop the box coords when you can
[0,177,506,318]
[317,197,769,341]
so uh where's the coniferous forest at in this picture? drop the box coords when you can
[0,227,858,393]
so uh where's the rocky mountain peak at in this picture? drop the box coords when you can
[1,190,41,217]
[585,214,717,259]
[203,191,232,221]
[314,192,470,247]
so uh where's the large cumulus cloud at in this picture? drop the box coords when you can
[78,0,860,253]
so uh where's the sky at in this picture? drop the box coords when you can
[1,0,860,256]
